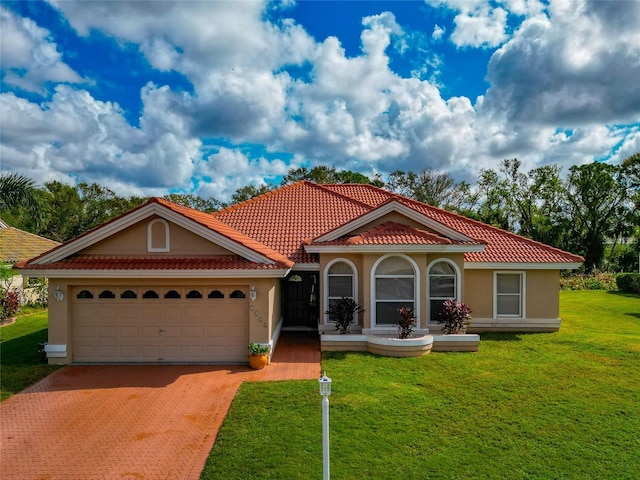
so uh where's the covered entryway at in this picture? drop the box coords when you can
[282,271,319,329]
[72,285,249,363]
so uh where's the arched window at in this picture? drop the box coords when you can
[121,290,137,299]
[186,290,203,299]
[98,290,116,299]
[76,290,93,299]
[164,290,181,299]
[372,255,417,327]
[428,260,460,322]
[147,218,170,252]
[208,290,224,299]
[230,289,246,299]
[325,260,357,323]
[143,290,159,299]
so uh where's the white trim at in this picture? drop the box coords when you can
[17,269,291,278]
[427,258,462,322]
[493,271,526,319]
[44,344,67,358]
[305,244,484,253]
[314,201,474,243]
[147,218,170,252]
[290,263,320,271]
[465,262,582,270]
[323,258,359,325]
[370,254,420,329]
[32,203,275,266]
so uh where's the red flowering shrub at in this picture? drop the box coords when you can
[438,298,472,334]
[397,306,417,339]
[0,288,20,322]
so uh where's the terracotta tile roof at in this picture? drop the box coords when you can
[213,182,583,265]
[312,221,479,246]
[213,181,372,263]
[16,181,583,271]
[16,255,282,271]
[0,226,60,263]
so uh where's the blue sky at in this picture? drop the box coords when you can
[1,0,639,201]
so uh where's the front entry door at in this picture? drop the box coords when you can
[283,272,319,329]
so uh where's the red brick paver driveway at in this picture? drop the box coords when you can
[0,332,320,480]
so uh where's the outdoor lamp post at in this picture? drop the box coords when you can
[319,371,332,480]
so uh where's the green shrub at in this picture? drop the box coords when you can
[615,273,640,293]
[560,271,617,290]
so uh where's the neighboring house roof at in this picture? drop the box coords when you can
[0,223,60,264]
[16,181,583,273]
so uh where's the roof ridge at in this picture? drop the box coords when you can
[313,182,379,209]
[212,182,307,216]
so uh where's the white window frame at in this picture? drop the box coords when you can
[493,271,526,318]
[370,254,420,329]
[324,258,358,325]
[427,258,462,323]
[147,218,170,252]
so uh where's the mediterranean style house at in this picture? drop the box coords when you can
[16,181,583,364]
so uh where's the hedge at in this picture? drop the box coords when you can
[615,273,640,294]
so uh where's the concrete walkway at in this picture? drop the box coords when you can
[0,332,320,480]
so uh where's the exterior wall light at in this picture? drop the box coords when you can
[250,285,256,301]
[319,371,332,480]
[53,286,64,302]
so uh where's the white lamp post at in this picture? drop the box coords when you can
[319,371,332,480]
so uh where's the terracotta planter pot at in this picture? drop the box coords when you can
[248,353,269,370]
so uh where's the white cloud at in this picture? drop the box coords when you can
[0,6,83,93]
[428,0,509,48]
[432,24,445,40]
[483,0,640,125]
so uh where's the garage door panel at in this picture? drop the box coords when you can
[73,285,249,363]
[97,326,117,338]
[120,326,139,338]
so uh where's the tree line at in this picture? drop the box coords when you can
[1,154,638,273]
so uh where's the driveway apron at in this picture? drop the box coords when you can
[0,332,320,480]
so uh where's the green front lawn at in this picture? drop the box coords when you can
[0,310,61,401]
[202,291,640,479]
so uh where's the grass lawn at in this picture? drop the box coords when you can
[202,291,640,479]
[0,309,61,401]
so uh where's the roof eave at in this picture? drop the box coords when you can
[16,268,291,278]
[464,262,583,270]
[305,244,485,253]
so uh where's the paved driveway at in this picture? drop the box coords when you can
[0,333,320,480]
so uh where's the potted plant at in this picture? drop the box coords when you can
[248,342,270,370]
[397,306,417,339]
[438,298,472,334]
[325,297,364,334]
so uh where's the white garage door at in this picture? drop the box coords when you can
[72,286,249,363]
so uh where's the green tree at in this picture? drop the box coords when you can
[280,166,373,186]
[0,173,45,227]
[164,193,223,213]
[563,162,632,271]
[386,169,477,213]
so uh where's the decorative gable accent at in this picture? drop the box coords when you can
[313,200,476,244]
[147,218,170,252]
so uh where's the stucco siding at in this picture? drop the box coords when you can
[83,217,233,256]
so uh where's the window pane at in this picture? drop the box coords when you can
[429,276,455,298]
[376,278,414,300]
[329,276,353,298]
[497,295,521,316]
[377,257,413,275]
[430,299,446,322]
[497,274,520,294]
[430,261,455,275]
[376,301,413,325]
[329,262,352,274]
